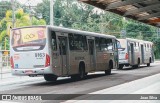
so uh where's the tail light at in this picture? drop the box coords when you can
[45,54,50,67]
[125,53,129,59]
[10,56,14,69]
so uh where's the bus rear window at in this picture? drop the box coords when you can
[118,39,126,48]
[11,27,46,52]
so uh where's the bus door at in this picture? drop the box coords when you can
[141,44,145,63]
[114,40,119,68]
[151,45,154,62]
[130,43,135,65]
[87,37,96,71]
[57,33,69,75]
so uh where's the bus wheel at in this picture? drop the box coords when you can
[118,64,124,70]
[132,65,137,69]
[71,75,79,80]
[147,63,150,67]
[71,65,85,80]
[105,61,113,75]
[79,65,85,79]
[125,64,129,67]
[44,74,57,82]
[137,58,140,68]
[147,58,151,67]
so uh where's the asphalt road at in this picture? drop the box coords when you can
[0,63,160,103]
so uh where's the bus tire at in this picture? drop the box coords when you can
[147,58,151,67]
[147,63,150,67]
[105,61,113,75]
[132,65,137,69]
[44,74,57,82]
[71,64,85,80]
[125,64,129,67]
[71,75,79,80]
[85,72,88,76]
[136,58,140,68]
[79,64,85,79]
[118,64,124,70]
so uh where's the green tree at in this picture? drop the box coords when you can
[35,0,50,25]
[34,0,97,28]
[0,1,11,20]
[126,21,154,40]
[152,38,160,59]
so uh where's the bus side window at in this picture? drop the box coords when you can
[51,31,57,50]
[82,35,88,50]
[134,42,136,51]
[100,38,106,51]
[145,44,147,51]
[74,34,82,50]
[144,44,146,51]
[117,41,121,49]
[147,44,149,51]
[95,37,100,51]
[106,39,113,51]
[128,42,130,51]
[144,44,147,51]
[69,33,74,50]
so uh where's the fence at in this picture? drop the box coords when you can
[0,55,11,79]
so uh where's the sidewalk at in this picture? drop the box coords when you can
[63,73,160,103]
[0,67,43,83]
[0,66,11,74]
[0,75,44,87]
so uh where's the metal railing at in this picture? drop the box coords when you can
[0,55,11,79]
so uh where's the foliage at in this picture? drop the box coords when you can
[34,0,50,25]
[151,37,160,59]
[0,1,12,19]
[126,21,154,40]
[0,1,21,19]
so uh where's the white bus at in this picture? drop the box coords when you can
[118,38,154,69]
[10,26,119,81]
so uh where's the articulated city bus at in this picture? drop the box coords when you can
[10,26,119,81]
[118,38,154,69]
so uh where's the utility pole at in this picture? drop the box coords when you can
[4,37,6,50]
[11,0,15,28]
[50,0,54,25]
[100,14,105,34]
[157,28,160,38]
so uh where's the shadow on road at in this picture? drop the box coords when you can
[118,65,154,71]
[31,73,117,86]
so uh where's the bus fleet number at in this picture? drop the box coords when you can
[35,53,45,58]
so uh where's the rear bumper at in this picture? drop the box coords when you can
[12,67,53,76]
[119,59,128,64]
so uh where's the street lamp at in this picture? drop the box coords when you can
[50,0,54,25]
[121,17,128,38]
[11,0,16,28]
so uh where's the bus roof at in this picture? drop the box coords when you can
[47,25,116,39]
[118,38,153,44]
[12,25,116,39]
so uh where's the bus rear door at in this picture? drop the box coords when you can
[87,36,96,71]
[130,43,135,65]
[141,44,145,63]
[114,40,119,69]
[57,32,69,75]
